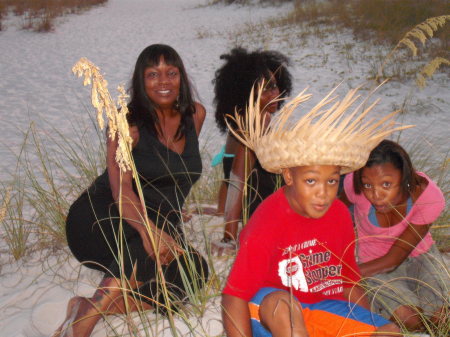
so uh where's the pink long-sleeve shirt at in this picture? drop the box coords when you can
[344,172,445,263]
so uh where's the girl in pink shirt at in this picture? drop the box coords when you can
[343,140,448,332]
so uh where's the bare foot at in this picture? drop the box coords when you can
[52,296,83,337]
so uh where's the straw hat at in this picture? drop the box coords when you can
[226,84,413,174]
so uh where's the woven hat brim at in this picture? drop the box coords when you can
[227,84,414,175]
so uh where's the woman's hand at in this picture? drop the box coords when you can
[139,225,184,265]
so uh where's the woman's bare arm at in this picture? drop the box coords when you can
[223,142,256,241]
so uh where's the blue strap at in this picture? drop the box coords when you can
[369,197,413,227]
[211,145,235,167]
[406,196,412,212]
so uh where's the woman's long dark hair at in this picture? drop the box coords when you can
[353,140,421,196]
[127,44,195,140]
[214,47,293,133]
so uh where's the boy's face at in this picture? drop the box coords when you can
[282,165,340,219]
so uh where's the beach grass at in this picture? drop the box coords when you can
[0,0,108,32]
[0,114,106,259]
[0,105,446,337]
[218,0,450,83]
[0,1,448,335]
[0,96,447,337]
[266,0,450,46]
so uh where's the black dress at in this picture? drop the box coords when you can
[66,119,208,306]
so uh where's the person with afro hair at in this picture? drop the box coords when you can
[210,47,293,253]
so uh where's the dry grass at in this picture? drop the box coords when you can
[209,0,291,5]
[211,0,449,82]
[0,118,106,260]
[376,15,450,84]
[275,0,450,46]
[0,0,108,32]
[341,0,449,46]
[269,1,450,70]
[0,2,5,31]
[277,1,450,84]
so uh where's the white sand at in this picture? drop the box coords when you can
[0,0,448,336]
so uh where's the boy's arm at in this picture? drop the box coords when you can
[222,294,252,337]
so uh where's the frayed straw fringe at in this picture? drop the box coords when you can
[226,83,414,174]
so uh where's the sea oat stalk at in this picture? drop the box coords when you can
[72,57,133,172]
[376,15,450,86]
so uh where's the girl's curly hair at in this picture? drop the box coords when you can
[213,47,293,133]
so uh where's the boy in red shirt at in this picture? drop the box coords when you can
[221,86,410,337]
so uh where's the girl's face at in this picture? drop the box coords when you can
[360,162,406,213]
[259,72,280,114]
[144,56,181,109]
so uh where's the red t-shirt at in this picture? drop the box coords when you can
[223,187,361,303]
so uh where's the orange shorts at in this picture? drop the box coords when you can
[249,287,390,337]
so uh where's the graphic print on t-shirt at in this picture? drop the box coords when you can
[278,238,344,296]
[278,255,308,291]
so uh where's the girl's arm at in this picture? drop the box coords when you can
[358,222,432,277]
[343,285,370,310]
[223,142,256,241]
[222,294,252,337]
[342,175,433,277]
[107,127,181,265]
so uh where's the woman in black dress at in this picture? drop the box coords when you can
[54,44,208,337]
